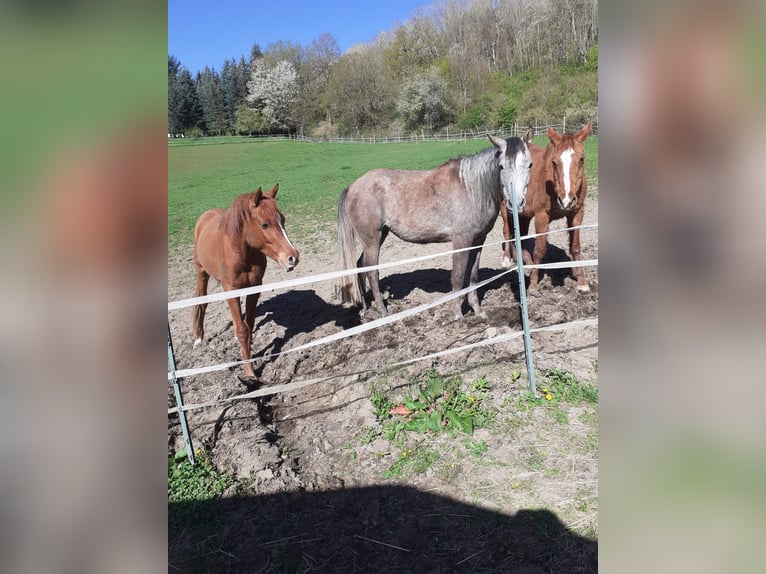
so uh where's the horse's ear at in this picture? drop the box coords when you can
[487,134,507,152]
[251,187,263,207]
[523,127,534,144]
[266,183,279,198]
[575,121,592,142]
[547,126,562,145]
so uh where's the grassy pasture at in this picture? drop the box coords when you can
[168,135,598,248]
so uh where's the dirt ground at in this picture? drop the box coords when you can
[168,202,598,572]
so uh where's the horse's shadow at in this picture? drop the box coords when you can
[379,242,578,306]
[380,267,501,305]
[242,289,360,381]
[517,240,582,288]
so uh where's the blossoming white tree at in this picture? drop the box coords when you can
[246,60,298,129]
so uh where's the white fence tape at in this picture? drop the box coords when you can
[168,317,598,415]
[168,223,598,311]
[168,258,597,380]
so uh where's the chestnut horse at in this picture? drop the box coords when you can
[500,122,592,291]
[191,184,299,377]
[337,131,533,319]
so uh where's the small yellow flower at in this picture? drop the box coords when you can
[545,394,552,400]
[469,396,476,402]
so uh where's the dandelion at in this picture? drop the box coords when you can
[545,394,552,401]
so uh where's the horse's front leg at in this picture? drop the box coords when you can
[529,213,550,289]
[467,242,486,319]
[191,267,209,346]
[499,200,513,269]
[567,209,590,292]
[225,295,256,378]
[244,292,261,359]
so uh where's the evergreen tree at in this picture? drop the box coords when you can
[196,67,227,135]
[168,67,201,134]
[220,59,240,134]
[167,55,182,134]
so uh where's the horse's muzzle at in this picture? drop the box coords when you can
[285,254,299,272]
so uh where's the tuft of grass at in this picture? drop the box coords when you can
[370,382,395,421]
[385,441,441,478]
[517,368,598,411]
[168,449,233,541]
[168,449,232,504]
[463,438,489,458]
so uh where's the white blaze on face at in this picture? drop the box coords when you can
[560,148,574,206]
[278,219,296,252]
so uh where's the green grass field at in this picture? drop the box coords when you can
[169,135,598,248]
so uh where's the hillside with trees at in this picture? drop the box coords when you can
[168,0,597,138]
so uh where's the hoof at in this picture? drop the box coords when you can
[193,338,203,347]
[237,374,260,387]
[576,283,591,293]
[501,256,512,269]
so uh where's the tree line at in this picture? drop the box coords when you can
[168,0,597,138]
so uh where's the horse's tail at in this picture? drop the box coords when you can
[335,187,365,305]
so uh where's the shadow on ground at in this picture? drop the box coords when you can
[169,484,597,573]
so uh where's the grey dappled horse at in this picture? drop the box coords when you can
[336,131,533,319]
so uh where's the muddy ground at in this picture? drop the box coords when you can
[168,205,598,573]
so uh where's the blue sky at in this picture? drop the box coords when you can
[169,0,432,75]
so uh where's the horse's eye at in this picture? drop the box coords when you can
[579,157,584,164]
[499,164,504,170]
[529,162,533,169]
[261,223,270,230]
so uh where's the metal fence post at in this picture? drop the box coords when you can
[168,323,195,465]
[508,183,537,394]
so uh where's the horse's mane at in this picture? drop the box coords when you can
[457,147,503,214]
[222,191,279,238]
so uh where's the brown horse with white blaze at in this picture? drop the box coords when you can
[500,122,592,291]
[191,184,299,377]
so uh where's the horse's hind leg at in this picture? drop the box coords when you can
[361,229,388,315]
[191,268,210,346]
[225,295,256,378]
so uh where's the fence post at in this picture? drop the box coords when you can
[168,324,195,465]
[508,185,537,394]
[563,115,566,133]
